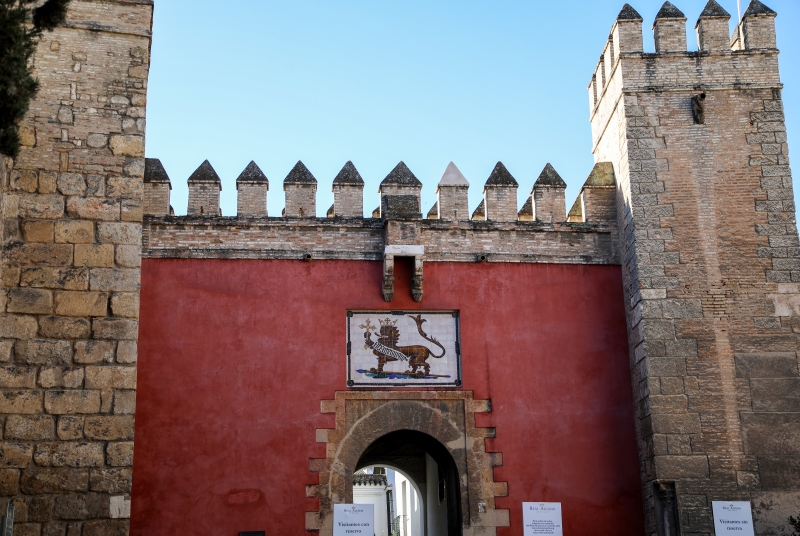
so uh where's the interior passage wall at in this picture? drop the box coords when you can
[131,259,644,535]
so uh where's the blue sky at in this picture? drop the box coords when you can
[145,0,799,218]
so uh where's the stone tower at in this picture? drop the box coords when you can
[0,0,153,533]
[590,1,799,534]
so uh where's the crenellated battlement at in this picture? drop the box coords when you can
[141,158,622,268]
[144,158,617,226]
[589,1,780,150]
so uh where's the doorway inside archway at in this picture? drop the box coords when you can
[355,430,462,536]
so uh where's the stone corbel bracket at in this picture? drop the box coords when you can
[383,245,424,302]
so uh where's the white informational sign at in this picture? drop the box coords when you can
[333,504,374,536]
[523,502,563,536]
[712,501,755,536]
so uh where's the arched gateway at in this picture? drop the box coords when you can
[356,430,462,536]
[307,392,508,536]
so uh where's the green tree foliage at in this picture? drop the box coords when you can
[0,0,69,158]
[789,514,800,536]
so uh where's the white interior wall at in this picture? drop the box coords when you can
[425,454,448,536]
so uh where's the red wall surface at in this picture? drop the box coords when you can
[132,259,644,535]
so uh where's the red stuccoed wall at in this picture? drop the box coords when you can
[132,259,644,535]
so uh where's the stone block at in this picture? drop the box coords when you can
[11,170,38,193]
[0,367,37,389]
[84,367,136,390]
[0,340,12,363]
[0,315,38,339]
[642,319,675,340]
[13,524,41,536]
[74,341,115,365]
[751,379,800,411]
[654,455,709,479]
[115,342,136,364]
[39,367,84,389]
[106,178,142,199]
[661,299,703,319]
[0,442,34,468]
[83,416,134,441]
[96,222,140,245]
[21,468,89,494]
[74,244,114,268]
[57,417,84,441]
[38,316,91,340]
[89,269,139,292]
[110,294,138,319]
[113,391,135,415]
[57,106,73,124]
[87,134,107,148]
[4,415,55,441]
[18,126,35,147]
[758,457,800,491]
[34,443,104,468]
[742,413,800,455]
[86,175,105,197]
[88,468,132,493]
[51,492,108,521]
[66,198,119,222]
[92,319,138,340]
[650,413,701,434]
[665,339,697,357]
[57,174,86,196]
[114,246,141,268]
[41,522,69,536]
[106,443,133,467]
[15,340,71,366]
[649,394,687,413]
[22,220,54,242]
[120,198,143,222]
[123,158,145,178]
[44,391,101,415]
[38,172,57,194]
[646,358,687,377]
[108,135,144,157]
[53,291,107,317]
[109,496,130,519]
[18,195,65,219]
[55,221,93,244]
[6,288,53,314]
[82,519,128,536]
[20,267,88,291]
[5,243,73,267]
[0,469,20,495]
[53,494,89,520]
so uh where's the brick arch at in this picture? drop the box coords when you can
[306,391,509,536]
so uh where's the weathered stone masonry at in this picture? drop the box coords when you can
[3,0,799,535]
[590,2,800,535]
[0,1,152,534]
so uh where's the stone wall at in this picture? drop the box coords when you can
[532,186,566,223]
[436,186,469,221]
[591,4,799,535]
[332,185,363,217]
[142,216,619,265]
[284,184,316,217]
[0,0,152,533]
[235,183,267,217]
[483,187,518,222]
